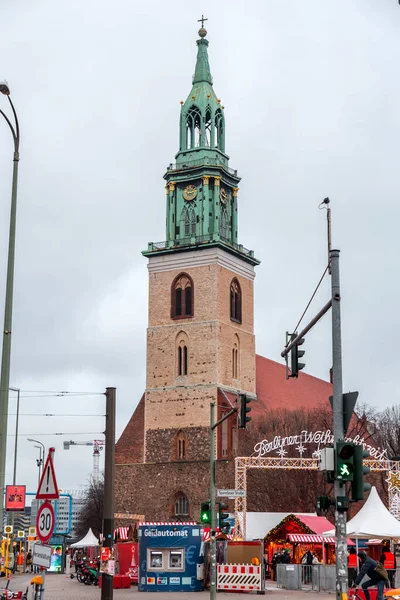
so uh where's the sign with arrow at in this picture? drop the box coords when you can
[36,448,59,500]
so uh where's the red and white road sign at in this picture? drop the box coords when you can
[36,448,59,500]
[36,501,55,543]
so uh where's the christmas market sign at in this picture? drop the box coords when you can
[253,429,387,461]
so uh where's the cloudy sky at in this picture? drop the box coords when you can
[0,0,399,497]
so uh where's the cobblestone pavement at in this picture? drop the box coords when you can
[5,573,336,599]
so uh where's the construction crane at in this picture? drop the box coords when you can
[63,439,105,484]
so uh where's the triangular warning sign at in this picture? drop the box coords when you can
[36,451,59,499]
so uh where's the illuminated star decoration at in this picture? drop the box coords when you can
[386,471,400,491]
[277,447,288,458]
[296,444,306,456]
[312,449,322,459]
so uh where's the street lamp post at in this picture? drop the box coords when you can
[0,82,20,531]
[27,439,45,487]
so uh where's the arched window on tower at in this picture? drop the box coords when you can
[220,206,228,240]
[232,334,240,380]
[181,204,196,237]
[176,331,189,377]
[205,105,212,147]
[186,106,202,149]
[215,108,225,152]
[174,430,188,460]
[173,492,189,519]
[171,273,193,319]
[230,278,242,323]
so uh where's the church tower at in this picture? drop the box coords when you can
[142,22,259,462]
[116,22,259,522]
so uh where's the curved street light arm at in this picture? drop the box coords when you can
[7,96,19,148]
[0,108,17,149]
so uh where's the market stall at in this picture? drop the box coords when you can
[263,513,337,570]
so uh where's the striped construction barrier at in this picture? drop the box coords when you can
[217,563,263,592]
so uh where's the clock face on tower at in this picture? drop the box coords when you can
[183,184,198,201]
[220,187,228,205]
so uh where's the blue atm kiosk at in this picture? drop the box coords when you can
[138,523,204,592]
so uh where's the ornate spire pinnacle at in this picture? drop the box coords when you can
[193,17,213,85]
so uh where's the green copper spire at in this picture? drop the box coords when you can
[193,29,213,85]
[143,19,259,268]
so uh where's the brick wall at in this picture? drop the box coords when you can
[145,256,256,434]
[115,394,144,464]
[115,459,236,522]
[145,425,210,462]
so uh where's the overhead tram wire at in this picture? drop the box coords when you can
[8,431,105,436]
[4,413,106,417]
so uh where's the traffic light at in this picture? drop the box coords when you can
[351,445,371,501]
[335,441,355,481]
[200,501,210,524]
[316,496,332,516]
[290,335,305,378]
[239,394,252,428]
[218,502,230,533]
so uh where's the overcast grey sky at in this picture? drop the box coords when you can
[0,0,399,496]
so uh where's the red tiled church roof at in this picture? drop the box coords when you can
[253,354,332,416]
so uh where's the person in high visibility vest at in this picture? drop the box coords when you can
[348,547,359,588]
[380,544,396,587]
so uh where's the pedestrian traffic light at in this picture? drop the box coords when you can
[335,441,355,481]
[290,335,305,378]
[239,394,252,428]
[218,502,230,533]
[200,501,210,524]
[351,445,371,501]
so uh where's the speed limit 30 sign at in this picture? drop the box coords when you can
[36,501,55,543]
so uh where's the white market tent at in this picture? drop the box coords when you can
[324,487,400,539]
[70,528,100,547]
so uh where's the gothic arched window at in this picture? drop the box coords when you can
[215,108,225,152]
[176,331,189,377]
[205,105,212,147]
[174,492,189,518]
[186,105,202,149]
[230,278,242,323]
[171,273,193,319]
[182,205,196,237]
[175,430,188,460]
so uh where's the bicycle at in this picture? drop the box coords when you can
[0,579,28,600]
[349,588,400,599]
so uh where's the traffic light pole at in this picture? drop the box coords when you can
[209,403,238,600]
[330,249,348,600]
[209,402,217,600]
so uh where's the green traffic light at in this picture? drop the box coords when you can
[339,464,353,478]
[201,512,209,522]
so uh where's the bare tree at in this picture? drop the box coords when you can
[75,478,104,539]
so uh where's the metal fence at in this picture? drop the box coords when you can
[277,564,400,592]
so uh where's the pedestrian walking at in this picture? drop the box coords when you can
[348,547,358,588]
[26,550,33,573]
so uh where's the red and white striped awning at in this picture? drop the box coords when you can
[115,527,129,540]
[288,534,335,544]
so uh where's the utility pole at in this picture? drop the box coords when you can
[101,387,116,600]
[209,401,238,600]
[209,402,217,600]
[330,249,348,600]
